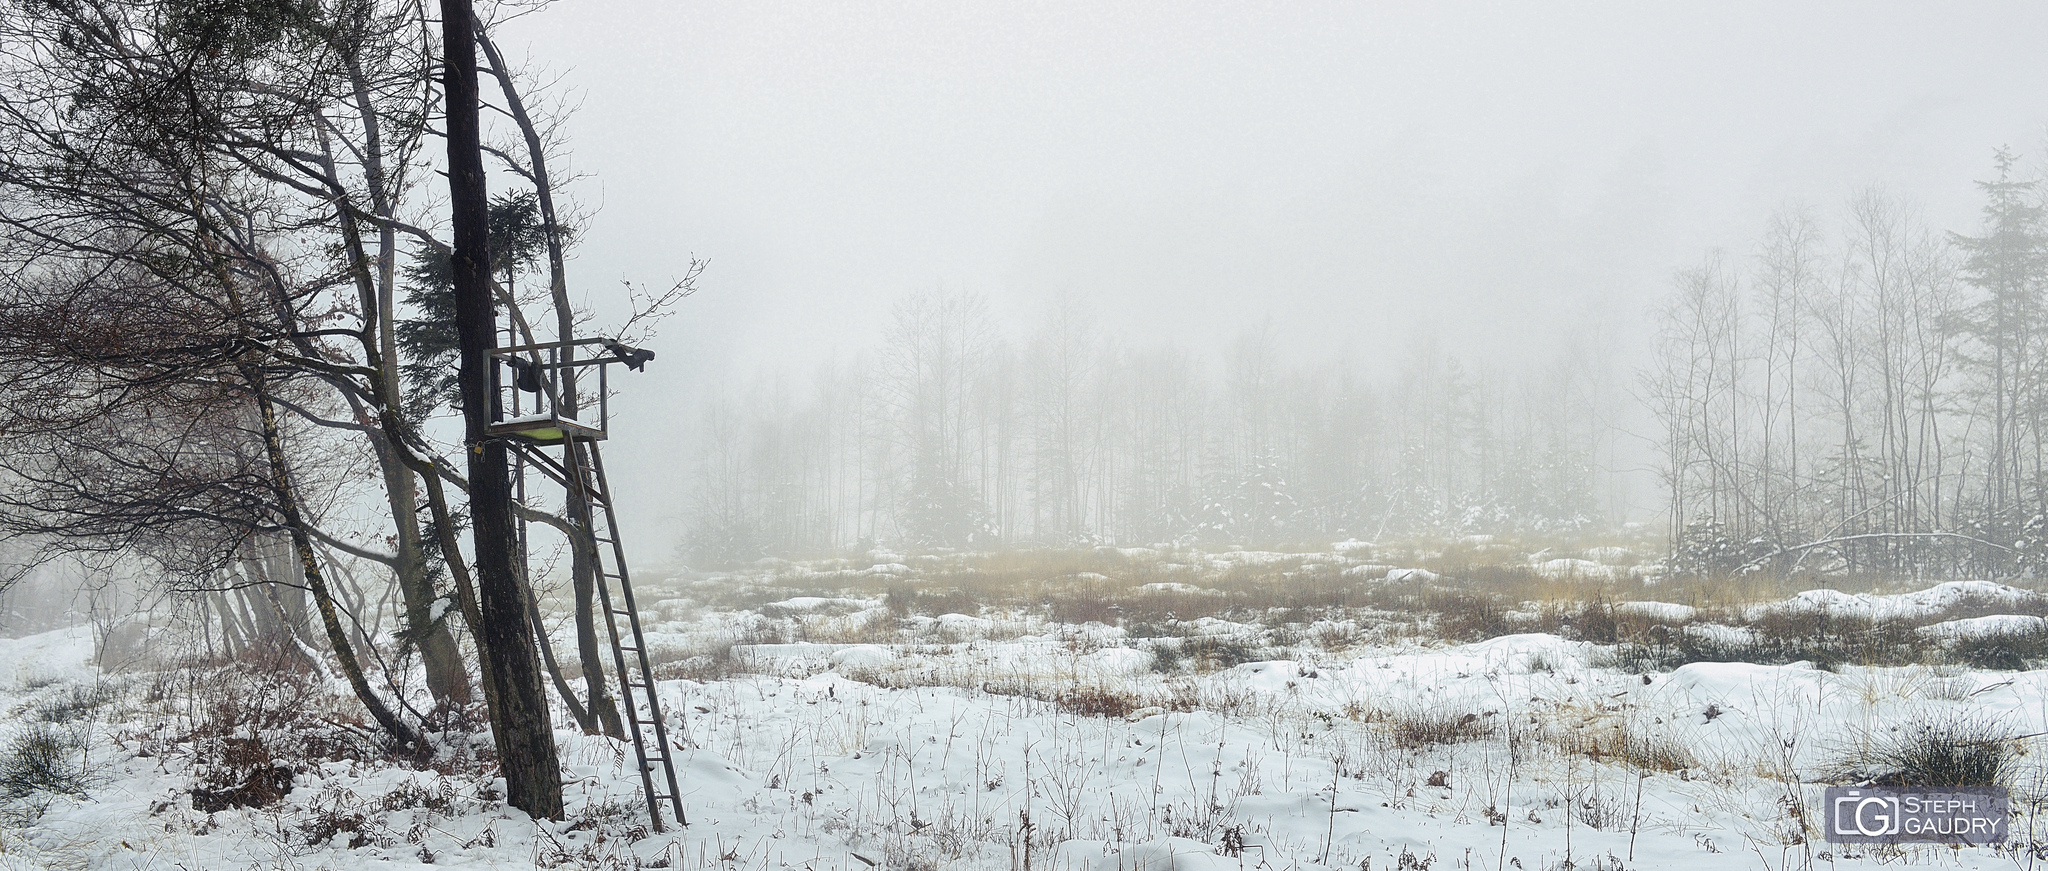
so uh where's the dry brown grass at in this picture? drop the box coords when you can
[1533,711,1697,772]
[1385,705,1496,749]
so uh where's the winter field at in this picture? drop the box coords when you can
[10,541,2048,870]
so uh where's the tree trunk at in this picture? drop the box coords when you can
[247,368,419,750]
[371,431,471,705]
[440,0,564,820]
[567,513,625,737]
[476,27,625,740]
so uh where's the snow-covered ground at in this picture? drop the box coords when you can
[6,546,2048,870]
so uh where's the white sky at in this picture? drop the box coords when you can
[493,1,2048,550]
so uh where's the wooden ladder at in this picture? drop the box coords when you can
[563,441,688,832]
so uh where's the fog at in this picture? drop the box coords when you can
[9,6,2048,859]
[483,3,2048,555]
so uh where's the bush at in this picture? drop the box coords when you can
[1055,686,1146,719]
[0,723,86,799]
[1387,706,1494,749]
[1148,639,1185,673]
[1825,715,2014,787]
[35,681,121,723]
[1184,636,1264,672]
[1045,594,1117,626]
[1946,625,2048,671]
[174,639,378,811]
[886,584,981,618]
[1428,591,1511,641]
[1540,717,1696,772]
[1615,613,1927,672]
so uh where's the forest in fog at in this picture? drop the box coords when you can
[1652,156,2048,580]
[683,295,1626,563]
[685,152,2048,582]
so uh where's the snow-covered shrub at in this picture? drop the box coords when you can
[1941,619,2048,670]
[1184,635,1264,672]
[1825,714,2016,787]
[1664,518,1775,579]
[0,723,85,800]
[883,584,981,618]
[33,680,120,723]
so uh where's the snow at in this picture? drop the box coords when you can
[1134,582,1214,595]
[828,644,896,670]
[1538,558,1623,580]
[1383,567,1439,583]
[1586,546,1634,563]
[1338,563,1397,579]
[10,563,2048,870]
[1050,837,1239,870]
[1079,646,1153,675]
[935,612,994,634]
[1759,580,2044,622]
[761,596,867,612]
[1614,600,1696,622]
[1,625,96,685]
[1917,614,2048,640]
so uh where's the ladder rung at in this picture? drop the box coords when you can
[609,608,633,616]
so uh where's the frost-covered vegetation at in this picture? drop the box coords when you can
[11,541,2048,869]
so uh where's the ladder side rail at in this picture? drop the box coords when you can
[578,444,667,833]
[588,445,688,827]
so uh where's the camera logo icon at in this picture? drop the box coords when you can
[1833,790,1901,838]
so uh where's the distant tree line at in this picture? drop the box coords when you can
[683,295,1629,565]
[1648,151,2048,580]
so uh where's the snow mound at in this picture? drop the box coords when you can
[1615,601,1696,622]
[1136,582,1215,595]
[1384,568,1439,583]
[1760,581,2042,621]
[1333,538,1377,553]
[1538,558,1617,580]
[830,644,896,670]
[1586,546,1634,563]
[1340,563,1398,579]
[1463,632,1591,665]
[760,596,868,612]
[1211,550,1296,567]
[935,612,994,634]
[1916,614,2048,640]
[1080,646,1153,675]
[1049,838,1236,870]
[0,626,96,686]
